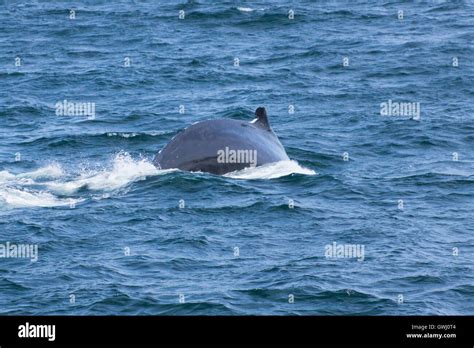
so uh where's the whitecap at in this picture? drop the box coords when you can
[237,7,254,12]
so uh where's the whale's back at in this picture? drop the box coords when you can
[154,109,289,175]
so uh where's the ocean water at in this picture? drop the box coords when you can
[0,0,473,315]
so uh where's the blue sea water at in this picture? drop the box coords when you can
[0,0,473,315]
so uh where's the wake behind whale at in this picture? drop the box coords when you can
[0,153,314,209]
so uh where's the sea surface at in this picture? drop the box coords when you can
[0,1,473,315]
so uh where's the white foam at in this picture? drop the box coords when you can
[237,7,254,12]
[0,154,314,208]
[0,152,172,208]
[0,186,82,208]
[17,164,64,180]
[46,152,169,194]
[0,164,64,185]
[0,164,77,208]
[107,132,139,138]
[106,131,165,138]
[0,171,16,183]
[224,160,316,180]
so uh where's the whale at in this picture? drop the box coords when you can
[153,107,289,175]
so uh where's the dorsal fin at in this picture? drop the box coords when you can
[254,107,271,131]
